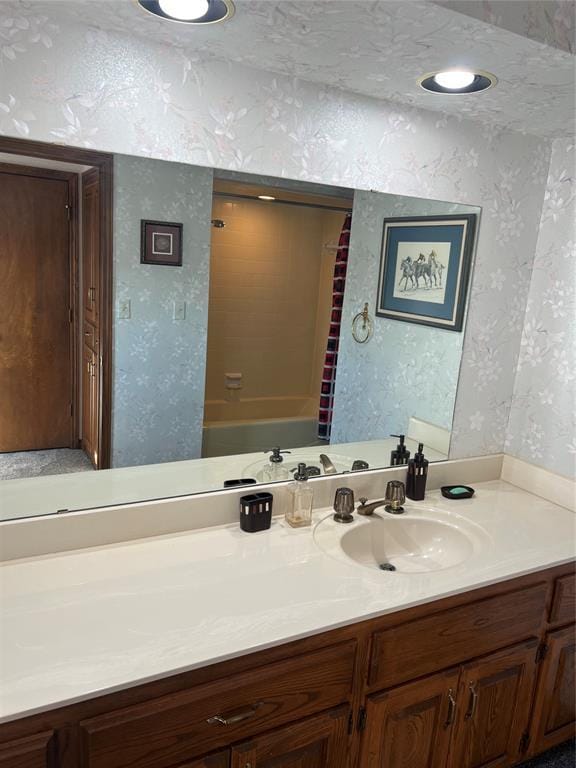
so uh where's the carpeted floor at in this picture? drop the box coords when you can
[518,740,575,767]
[0,448,94,480]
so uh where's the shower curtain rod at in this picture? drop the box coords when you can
[213,191,353,213]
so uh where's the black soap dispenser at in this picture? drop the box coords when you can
[406,443,429,501]
[390,434,410,466]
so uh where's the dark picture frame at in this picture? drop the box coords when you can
[376,214,477,331]
[140,220,183,266]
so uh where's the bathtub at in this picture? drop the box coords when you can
[202,396,323,457]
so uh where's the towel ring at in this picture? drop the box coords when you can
[352,303,373,344]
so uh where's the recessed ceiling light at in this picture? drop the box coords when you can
[137,0,234,24]
[158,0,208,20]
[434,71,475,90]
[418,69,497,94]
[258,195,276,201]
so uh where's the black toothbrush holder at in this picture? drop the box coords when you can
[240,492,273,533]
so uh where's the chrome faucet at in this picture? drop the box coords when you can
[357,481,406,516]
[319,454,337,474]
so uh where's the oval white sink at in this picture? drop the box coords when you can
[314,508,490,573]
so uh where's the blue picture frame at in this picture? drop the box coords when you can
[376,214,477,331]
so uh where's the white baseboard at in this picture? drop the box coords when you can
[501,455,576,512]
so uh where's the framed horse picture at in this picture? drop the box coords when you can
[376,214,477,331]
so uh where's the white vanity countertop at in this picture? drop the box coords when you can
[0,480,574,724]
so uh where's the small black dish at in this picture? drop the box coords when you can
[224,478,257,488]
[441,485,475,500]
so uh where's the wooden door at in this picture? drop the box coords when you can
[231,707,349,768]
[0,165,74,452]
[529,625,575,755]
[449,640,538,768]
[82,168,100,327]
[360,668,460,768]
[82,343,98,466]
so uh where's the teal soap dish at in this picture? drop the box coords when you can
[441,485,475,500]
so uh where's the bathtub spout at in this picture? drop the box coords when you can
[319,454,337,474]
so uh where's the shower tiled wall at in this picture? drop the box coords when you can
[206,196,344,418]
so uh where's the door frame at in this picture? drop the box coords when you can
[0,136,113,468]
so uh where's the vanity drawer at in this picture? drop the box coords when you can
[549,573,576,625]
[0,730,54,768]
[368,583,547,690]
[79,640,356,768]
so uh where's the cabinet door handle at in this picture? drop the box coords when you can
[445,688,456,727]
[465,682,478,720]
[207,701,263,726]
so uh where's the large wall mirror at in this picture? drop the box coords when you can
[0,141,480,521]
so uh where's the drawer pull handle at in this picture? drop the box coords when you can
[465,682,478,720]
[445,688,456,727]
[207,701,263,726]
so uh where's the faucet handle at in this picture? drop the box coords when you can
[333,487,355,524]
[385,480,406,514]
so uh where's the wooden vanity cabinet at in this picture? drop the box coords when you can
[0,731,54,768]
[529,624,575,756]
[449,640,538,768]
[0,564,573,768]
[230,707,349,768]
[360,668,460,768]
[360,640,539,768]
[182,753,229,768]
[77,642,355,768]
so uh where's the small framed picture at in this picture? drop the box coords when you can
[376,214,477,331]
[141,220,183,266]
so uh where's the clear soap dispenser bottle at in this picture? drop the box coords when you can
[286,463,314,528]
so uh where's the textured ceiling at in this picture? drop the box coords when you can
[434,0,575,53]
[26,0,576,138]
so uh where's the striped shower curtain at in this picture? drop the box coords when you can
[318,212,352,441]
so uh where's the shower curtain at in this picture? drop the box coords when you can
[318,212,352,441]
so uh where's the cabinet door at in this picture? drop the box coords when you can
[449,640,538,768]
[360,668,460,768]
[0,731,53,768]
[230,707,348,768]
[81,343,98,467]
[529,625,575,754]
[82,168,100,326]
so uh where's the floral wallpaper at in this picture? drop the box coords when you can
[0,4,557,468]
[331,192,480,446]
[505,138,575,479]
[113,155,213,467]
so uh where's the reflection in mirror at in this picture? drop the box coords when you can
[0,143,480,520]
